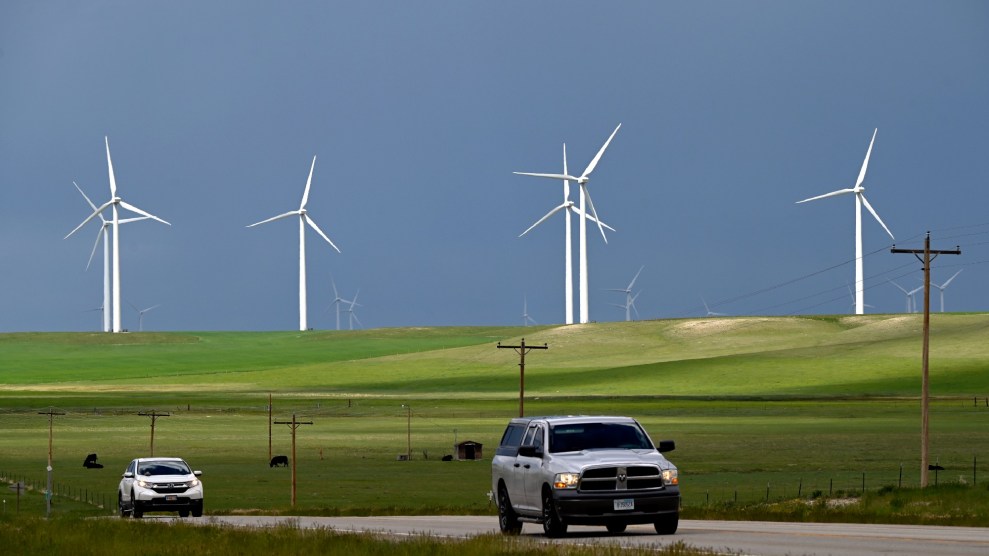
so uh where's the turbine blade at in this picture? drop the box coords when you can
[304,215,341,253]
[247,210,299,227]
[519,204,567,237]
[581,123,622,178]
[562,144,570,200]
[568,206,616,232]
[117,216,151,224]
[64,201,113,239]
[796,189,855,204]
[856,128,878,188]
[118,200,171,226]
[73,181,100,213]
[300,155,316,209]
[105,137,117,197]
[942,269,963,288]
[581,186,608,244]
[889,280,909,294]
[514,172,580,181]
[859,194,894,239]
[86,228,103,271]
[628,265,644,289]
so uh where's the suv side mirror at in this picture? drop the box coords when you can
[518,445,543,458]
[123,472,134,479]
[657,440,676,453]
[194,470,202,477]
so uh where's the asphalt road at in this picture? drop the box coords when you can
[163,515,989,555]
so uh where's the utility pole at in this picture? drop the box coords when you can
[273,413,313,507]
[38,407,64,518]
[891,232,961,487]
[497,338,548,417]
[138,410,170,457]
[401,404,412,461]
[268,393,273,462]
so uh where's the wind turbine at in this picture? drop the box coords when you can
[611,291,640,322]
[700,296,727,317]
[345,289,362,330]
[327,274,349,331]
[889,280,914,313]
[907,284,924,313]
[72,181,148,332]
[517,144,614,324]
[608,266,643,322]
[797,129,894,315]
[846,284,874,313]
[932,269,963,312]
[522,295,537,326]
[65,137,171,333]
[515,123,622,324]
[247,155,340,331]
[129,302,159,332]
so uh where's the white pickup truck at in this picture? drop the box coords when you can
[491,415,680,537]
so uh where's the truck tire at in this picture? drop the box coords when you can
[497,485,522,535]
[542,489,568,537]
[654,513,678,535]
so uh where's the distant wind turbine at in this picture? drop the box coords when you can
[65,137,171,333]
[932,269,963,313]
[247,155,340,331]
[72,181,149,333]
[345,289,362,330]
[846,284,874,312]
[907,284,924,313]
[327,274,349,331]
[700,296,727,317]
[889,280,914,313]
[517,144,614,324]
[129,302,160,332]
[515,124,622,324]
[522,296,537,326]
[797,129,894,315]
[608,266,643,322]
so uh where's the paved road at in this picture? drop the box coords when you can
[165,515,989,555]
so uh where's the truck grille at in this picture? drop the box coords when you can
[579,466,663,491]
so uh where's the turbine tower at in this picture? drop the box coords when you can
[65,137,171,333]
[515,123,621,324]
[797,128,894,315]
[608,266,643,322]
[248,155,340,331]
[517,144,614,324]
[71,181,148,332]
[932,269,963,312]
[345,289,362,330]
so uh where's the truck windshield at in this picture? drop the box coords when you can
[549,422,653,453]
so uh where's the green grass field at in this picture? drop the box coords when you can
[1,314,988,523]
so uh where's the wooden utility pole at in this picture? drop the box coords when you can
[268,393,273,462]
[891,232,961,487]
[401,404,412,461]
[273,413,313,506]
[138,411,170,457]
[497,338,548,417]
[38,408,64,518]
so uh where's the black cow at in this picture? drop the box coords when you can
[269,455,289,467]
[83,453,103,469]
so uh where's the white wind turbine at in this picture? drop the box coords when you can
[248,156,340,331]
[72,181,149,332]
[515,124,622,324]
[889,280,914,313]
[517,144,615,324]
[328,274,349,331]
[345,289,362,330]
[797,129,894,315]
[129,302,160,332]
[608,266,643,322]
[522,295,537,326]
[907,284,924,313]
[700,296,727,317]
[65,137,171,333]
[932,269,963,313]
[846,284,874,313]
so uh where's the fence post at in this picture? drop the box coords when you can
[829,478,833,496]
[798,477,803,498]
[862,472,866,494]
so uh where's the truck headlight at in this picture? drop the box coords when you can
[662,469,678,486]
[553,473,580,489]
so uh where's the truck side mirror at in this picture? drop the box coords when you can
[518,445,543,458]
[657,440,676,453]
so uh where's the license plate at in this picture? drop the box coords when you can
[614,498,634,511]
[165,495,177,501]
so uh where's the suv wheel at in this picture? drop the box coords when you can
[179,509,190,518]
[132,493,143,519]
[541,489,568,537]
[117,493,128,518]
[192,500,203,518]
[654,513,679,535]
[497,485,522,535]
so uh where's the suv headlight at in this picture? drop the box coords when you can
[189,478,200,488]
[553,473,580,489]
[662,469,679,486]
[137,480,150,488]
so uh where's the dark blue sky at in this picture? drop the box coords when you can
[2,1,987,332]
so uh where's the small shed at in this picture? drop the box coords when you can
[455,440,483,461]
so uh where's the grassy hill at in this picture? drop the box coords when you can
[2,313,988,401]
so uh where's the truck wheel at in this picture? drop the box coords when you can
[497,485,522,535]
[654,513,678,535]
[542,489,568,537]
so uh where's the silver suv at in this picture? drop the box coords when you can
[118,457,204,518]
[491,416,679,536]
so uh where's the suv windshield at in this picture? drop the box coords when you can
[138,461,191,476]
[549,422,653,453]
